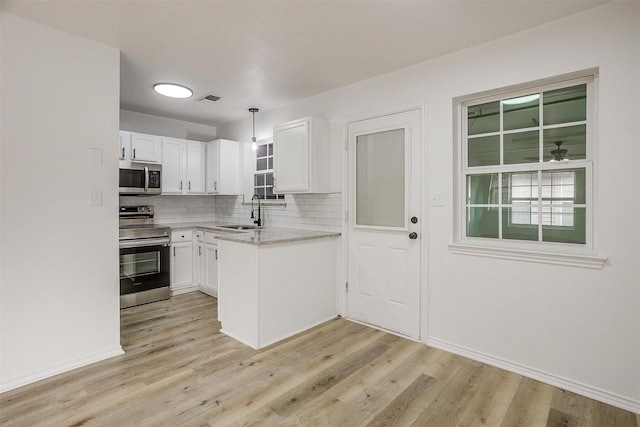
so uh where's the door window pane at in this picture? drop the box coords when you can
[356,129,405,227]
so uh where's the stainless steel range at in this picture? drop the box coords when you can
[119,205,171,309]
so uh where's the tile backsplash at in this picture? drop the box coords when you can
[119,193,342,232]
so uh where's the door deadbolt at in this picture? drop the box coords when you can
[411,216,418,224]
[409,232,418,240]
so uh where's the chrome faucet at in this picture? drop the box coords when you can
[251,194,262,226]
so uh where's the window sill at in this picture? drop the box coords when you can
[448,243,607,269]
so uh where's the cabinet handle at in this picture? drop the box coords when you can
[199,246,202,256]
[189,181,191,191]
[173,247,176,256]
[214,181,218,191]
[180,181,183,190]
[133,148,136,159]
[215,249,218,260]
[122,147,125,158]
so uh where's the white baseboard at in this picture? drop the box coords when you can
[0,346,124,394]
[171,285,198,296]
[426,337,640,414]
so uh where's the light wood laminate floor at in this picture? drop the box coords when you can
[1,292,638,426]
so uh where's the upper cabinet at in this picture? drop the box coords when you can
[161,138,205,195]
[206,139,242,195]
[119,131,131,160]
[273,117,330,194]
[119,131,162,163]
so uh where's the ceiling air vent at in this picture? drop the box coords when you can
[199,94,221,102]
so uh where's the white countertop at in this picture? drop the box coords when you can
[158,222,341,245]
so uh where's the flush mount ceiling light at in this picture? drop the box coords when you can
[153,83,193,99]
[249,108,259,151]
[502,94,540,105]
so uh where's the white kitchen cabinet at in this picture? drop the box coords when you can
[161,138,205,195]
[273,117,330,193]
[130,133,162,163]
[119,131,131,160]
[206,139,242,195]
[186,142,206,194]
[202,232,219,297]
[170,230,196,295]
[218,236,337,349]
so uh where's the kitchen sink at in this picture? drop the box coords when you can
[217,224,263,230]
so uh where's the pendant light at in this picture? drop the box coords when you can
[249,108,259,151]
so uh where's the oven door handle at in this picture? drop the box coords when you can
[119,237,171,249]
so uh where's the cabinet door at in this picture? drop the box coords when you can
[162,139,184,194]
[171,242,193,291]
[274,119,309,192]
[197,243,205,288]
[131,133,161,163]
[119,131,131,160]
[186,142,205,194]
[206,141,220,194]
[204,243,218,297]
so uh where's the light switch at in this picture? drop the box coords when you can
[90,189,103,206]
[430,193,444,207]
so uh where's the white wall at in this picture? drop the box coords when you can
[120,109,216,142]
[217,2,640,411]
[0,13,122,391]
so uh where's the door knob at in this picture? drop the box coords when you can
[409,232,418,240]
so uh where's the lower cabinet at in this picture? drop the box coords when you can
[197,231,218,297]
[172,229,218,297]
[170,230,196,295]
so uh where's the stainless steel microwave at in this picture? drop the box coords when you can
[119,162,162,195]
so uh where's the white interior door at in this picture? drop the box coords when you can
[347,109,421,339]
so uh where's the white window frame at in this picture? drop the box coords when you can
[450,71,607,269]
[253,138,285,202]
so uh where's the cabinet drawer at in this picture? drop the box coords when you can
[204,232,218,245]
[171,230,193,243]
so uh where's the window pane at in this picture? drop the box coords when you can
[503,172,538,204]
[544,84,586,126]
[268,144,273,156]
[467,207,499,238]
[542,207,586,244]
[356,129,405,227]
[255,174,265,186]
[468,135,500,167]
[268,157,273,169]
[503,208,538,241]
[256,187,265,198]
[468,101,500,135]
[257,144,268,157]
[503,95,539,131]
[467,174,499,205]
[265,173,273,186]
[257,158,268,171]
[541,169,585,204]
[504,130,539,164]
[543,125,586,162]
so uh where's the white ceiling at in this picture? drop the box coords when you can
[1,1,607,127]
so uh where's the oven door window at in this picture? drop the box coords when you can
[120,244,170,295]
[120,251,160,278]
